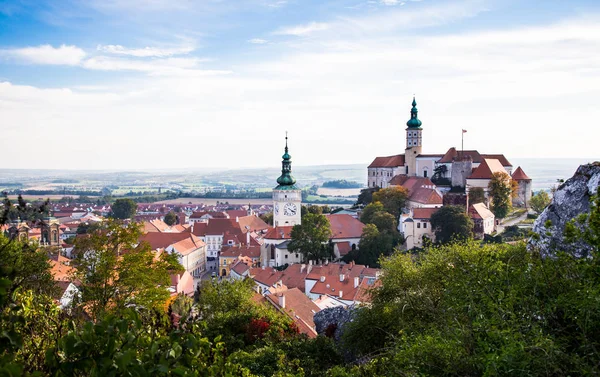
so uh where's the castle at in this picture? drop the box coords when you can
[367,97,532,207]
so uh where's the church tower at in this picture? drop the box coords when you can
[273,135,302,227]
[404,97,423,176]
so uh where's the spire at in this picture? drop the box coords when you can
[406,96,422,128]
[276,133,297,188]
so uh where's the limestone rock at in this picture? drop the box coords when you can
[530,162,600,257]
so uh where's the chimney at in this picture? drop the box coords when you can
[320,276,325,283]
[262,265,265,270]
[236,216,239,223]
[309,260,313,266]
[300,264,305,273]
[354,276,360,288]
[338,291,343,298]
[278,294,285,308]
[339,273,345,282]
[307,265,312,274]
[246,231,250,245]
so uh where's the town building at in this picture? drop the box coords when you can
[399,208,438,250]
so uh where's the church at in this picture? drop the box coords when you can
[367,97,532,206]
[261,137,365,268]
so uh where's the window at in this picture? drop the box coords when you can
[295,254,299,258]
[417,223,421,229]
[423,170,428,178]
[285,254,288,259]
[424,223,427,228]
[270,245,275,260]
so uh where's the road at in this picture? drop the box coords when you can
[496,211,529,234]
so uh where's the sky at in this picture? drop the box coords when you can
[0,0,599,170]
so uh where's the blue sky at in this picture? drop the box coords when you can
[0,0,599,169]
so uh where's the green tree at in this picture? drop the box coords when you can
[352,224,397,267]
[360,201,385,224]
[288,213,333,262]
[530,190,551,214]
[356,188,379,206]
[163,211,177,226]
[109,198,137,219]
[259,212,273,226]
[370,211,397,233]
[488,172,513,219]
[468,187,485,205]
[430,205,473,244]
[372,186,409,218]
[72,220,181,320]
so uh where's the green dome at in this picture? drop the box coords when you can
[275,135,297,189]
[406,96,422,128]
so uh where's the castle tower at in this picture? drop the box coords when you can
[405,97,423,176]
[273,135,302,227]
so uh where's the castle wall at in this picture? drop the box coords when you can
[451,158,473,188]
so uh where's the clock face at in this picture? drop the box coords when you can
[274,204,279,215]
[283,203,297,216]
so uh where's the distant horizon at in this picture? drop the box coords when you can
[0,157,598,173]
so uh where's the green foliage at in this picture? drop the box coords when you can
[348,224,399,268]
[322,180,362,189]
[430,205,473,244]
[1,193,49,224]
[565,187,600,254]
[163,211,177,226]
[355,188,379,207]
[344,240,600,375]
[72,220,182,320]
[288,213,333,262]
[530,190,551,214]
[260,212,273,226]
[359,201,384,224]
[488,172,513,219]
[372,187,408,218]
[468,187,485,205]
[109,198,137,219]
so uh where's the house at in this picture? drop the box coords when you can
[466,158,510,198]
[218,244,261,277]
[48,254,79,309]
[265,288,320,338]
[139,232,206,277]
[399,208,439,250]
[389,176,443,209]
[512,166,532,207]
[168,270,195,297]
[304,263,380,306]
[468,203,495,238]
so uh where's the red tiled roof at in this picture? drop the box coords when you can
[481,154,512,167]
[193,218,240,237]
[336,241,352,256]
[231,260,251,276]
[412,208,440,220]
[326,214,365,239]
[389,176,442,205]
[438,148,482,163]
[190,211,228,219]
[264,226,294,240]
[237,215,270,233]
[512,166,531,181]
[139,232,204,251]
[468,203,494,220]
[266,288,320,338]
[368,154,405,168]
[220,244,261,259]
[170,234,205,256]
[468,159,508,179]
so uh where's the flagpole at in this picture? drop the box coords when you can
[461,130,464,158]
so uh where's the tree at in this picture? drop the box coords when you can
[356,188,379,206]
[164,211,177,226]
[259,212,273,226]
[288,213,332,262]
[468,187,485,205]
[433,164,448,180]
[530,190,551,214]
[488,172,513,219]
[430,205,473,244]
[72,220,181,320]
[360,201,385,224]
[372,186,409,218]
[109,198,137,219]
[370,211,398,233]
[351,224,397,267]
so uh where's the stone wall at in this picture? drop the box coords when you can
[451,157,473,188]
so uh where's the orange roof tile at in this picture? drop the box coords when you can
[368,154,405,168]
[412,208,440,220]
[511,166,531,181]
[468,158,508,179]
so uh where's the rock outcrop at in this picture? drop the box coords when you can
[530,162,600,257]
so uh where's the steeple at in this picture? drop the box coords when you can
[276,133,297,189]
[406,96,422,129]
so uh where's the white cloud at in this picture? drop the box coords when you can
[81,56,229,76]
[97,44,195,57]
[273,22,329,36]
[380,0,406,5]
[1,44,85,66]
[248,38,268,44]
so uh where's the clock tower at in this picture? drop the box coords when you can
[273,135,302,227]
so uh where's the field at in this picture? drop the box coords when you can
[316,187,361,197]
[155,198,273,205]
